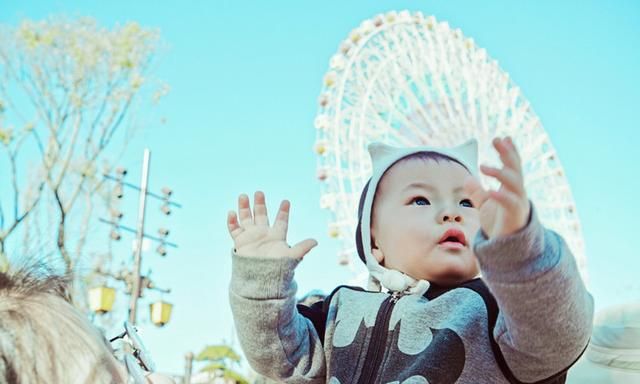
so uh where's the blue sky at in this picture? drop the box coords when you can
[2,0,639,377]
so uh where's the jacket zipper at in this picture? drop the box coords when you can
[357,291,402,384]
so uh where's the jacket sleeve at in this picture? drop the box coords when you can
[473,203,594,383]
[228,252,326,383]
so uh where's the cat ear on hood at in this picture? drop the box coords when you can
[454,138,478,174]
[368,139,478,175]
[367,142,400,169]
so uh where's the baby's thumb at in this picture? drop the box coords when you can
[291,238,318,260]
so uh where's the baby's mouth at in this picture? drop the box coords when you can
[438,229,467,250]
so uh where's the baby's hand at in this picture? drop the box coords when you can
[227,191,317,259]
[464,137,531,239]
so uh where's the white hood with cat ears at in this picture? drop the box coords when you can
[359,139,479,295]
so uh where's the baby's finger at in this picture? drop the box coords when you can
[273,200,291,238]
[253,191,269,226]
[488,189,521,213]
[237,194,253,226]
[290,238,318,260]
[493,137,521,172]
[480,165,524,196]
[463,176,490,208]
[506,137,522,164]
[227,211,244,238]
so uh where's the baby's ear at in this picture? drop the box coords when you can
[371,239,385,263]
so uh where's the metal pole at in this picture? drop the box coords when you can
[128,149,151,325]
[183,352,194,384]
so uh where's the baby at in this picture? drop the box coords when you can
[228,137,593,383]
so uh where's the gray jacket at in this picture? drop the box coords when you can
[229,207,593,383]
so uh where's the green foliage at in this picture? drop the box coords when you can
[195,344,248,383]
[195,344,241,363]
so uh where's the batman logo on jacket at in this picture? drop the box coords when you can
[330,318,465,384]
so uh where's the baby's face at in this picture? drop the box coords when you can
[371,158,481,286]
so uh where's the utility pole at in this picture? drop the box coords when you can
[129,149,151,325]
[97,148,181,326]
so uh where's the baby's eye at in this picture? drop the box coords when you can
[410,197,431,206]
[460,199,474,208]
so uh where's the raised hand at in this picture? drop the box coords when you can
[464,137,531,239]
[227,191,318,260]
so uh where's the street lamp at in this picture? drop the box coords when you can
[149,300,173,327]
[88,286,116,314]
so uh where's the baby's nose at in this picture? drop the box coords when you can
[439,208,464,223]
[442,213,463,223]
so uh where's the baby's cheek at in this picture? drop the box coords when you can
[468,217,481,238]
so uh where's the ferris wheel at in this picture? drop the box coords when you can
[314,10,588,284]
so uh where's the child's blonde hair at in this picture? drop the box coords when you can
[0,264,123,383]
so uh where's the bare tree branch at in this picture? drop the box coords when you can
[0,17,164,294]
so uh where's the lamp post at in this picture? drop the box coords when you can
[129,149,150,325]
[183,352,194,384]
[97,149,181,325]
